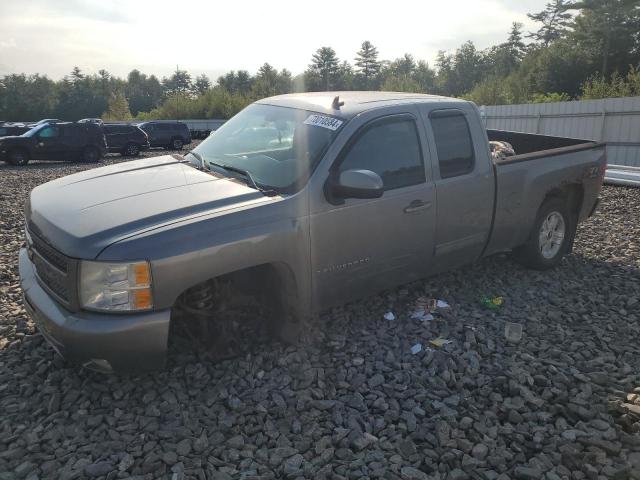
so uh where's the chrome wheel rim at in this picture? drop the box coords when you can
[539,211,566,259]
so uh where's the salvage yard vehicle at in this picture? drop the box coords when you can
[136,120,191,150]
[102,123,150,156]
[0,122,107,165]
[19,92,606,372]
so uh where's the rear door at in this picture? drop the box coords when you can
[309,107,437,310]
[419,106,494,271]
[142,123,158,146]
[106,125,125,150]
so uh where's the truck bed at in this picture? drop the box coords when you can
[487,129,603,164]
[483,129,606,257]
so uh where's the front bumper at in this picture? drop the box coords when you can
[19,249,170,373]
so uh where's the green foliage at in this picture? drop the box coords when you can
[305,47,340,91]
[581,67,640,99]
[527,0,573,46]
[531,92,572,103]
[354,41,381,89]
[2,1,640,121]
[102,91,133,121]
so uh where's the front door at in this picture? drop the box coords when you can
[310,111,436,311]
[33,125,62,160]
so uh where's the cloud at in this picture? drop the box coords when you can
[0,0,549,79]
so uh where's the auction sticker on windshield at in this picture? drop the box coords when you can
[304,114,343,131]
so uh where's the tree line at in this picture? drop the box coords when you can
[1,0,639,122]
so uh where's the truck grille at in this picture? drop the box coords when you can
[26,229,77,308]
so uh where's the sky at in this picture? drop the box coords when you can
[0,0,548,81]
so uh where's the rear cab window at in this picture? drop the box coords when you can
[429,110,475,179]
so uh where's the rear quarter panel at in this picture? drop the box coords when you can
[485,145,605,255]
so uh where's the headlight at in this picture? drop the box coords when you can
[79,260,153,312]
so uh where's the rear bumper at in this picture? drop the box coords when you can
[19,249,170,373]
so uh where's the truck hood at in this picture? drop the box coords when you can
[27,155,271,258]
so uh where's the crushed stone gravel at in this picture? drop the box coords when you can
[0,150,639,479]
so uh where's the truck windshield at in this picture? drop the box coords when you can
[191,104,344,193]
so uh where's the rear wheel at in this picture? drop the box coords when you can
[171,137,184,150]
[7,149,29,166]
[122,143,140,156]
[513,198,575,270]
[80,146,100,163]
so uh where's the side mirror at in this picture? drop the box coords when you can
[329,169,384,202]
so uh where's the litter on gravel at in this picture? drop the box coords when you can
[429,338,453,348]
[383,311,395,321]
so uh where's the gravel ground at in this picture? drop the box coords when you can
[0,151,639,480]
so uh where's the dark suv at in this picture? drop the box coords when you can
[0,122,107,166]
[103,123,150,156]
[136,121,191,150]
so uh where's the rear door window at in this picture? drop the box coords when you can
[338,117,425,190]
[429,110,475,179]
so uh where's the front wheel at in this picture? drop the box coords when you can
[7,149,30,166]
[513,198,575,270]
[122,143,140,156]
[171,138,184,150]
[80,146,100,163]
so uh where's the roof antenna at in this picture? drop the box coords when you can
[332,95,344,110]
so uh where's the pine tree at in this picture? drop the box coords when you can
[568,0,640,77]
[193,74,211,95]
[527,0,573,46]
[307,47,340,91]
[102,91,132,121]
[506,22,526,61]
[354,41,381,88]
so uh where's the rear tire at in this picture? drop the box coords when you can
[122,143,140,157]
[7,149,30,166]
[171,137,184,150]
[513,198,575,270]
[80,146,100,163]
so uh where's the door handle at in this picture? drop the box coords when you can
[404,200,432,213]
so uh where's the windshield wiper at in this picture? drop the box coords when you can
[184,150,205,169]
[207,160,276,196]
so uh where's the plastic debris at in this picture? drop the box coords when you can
[430,338,453,348]
[411,296,447,320]
[410,343,423,355]
[505,322,523,343]
[411,310,434,321]
[383,312,395,321]
[481,296,504,310]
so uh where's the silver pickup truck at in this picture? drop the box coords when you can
[19,92,606,372]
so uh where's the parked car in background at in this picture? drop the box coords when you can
[78,118,104,126]
[0,122,107,165]
[103,123,150,156]
[136,121,191,150]
[28,119,62,127]
[0,122,30,137]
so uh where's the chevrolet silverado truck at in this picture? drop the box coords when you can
[19,92,606,373]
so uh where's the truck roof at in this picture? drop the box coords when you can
[256,91,469,119]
